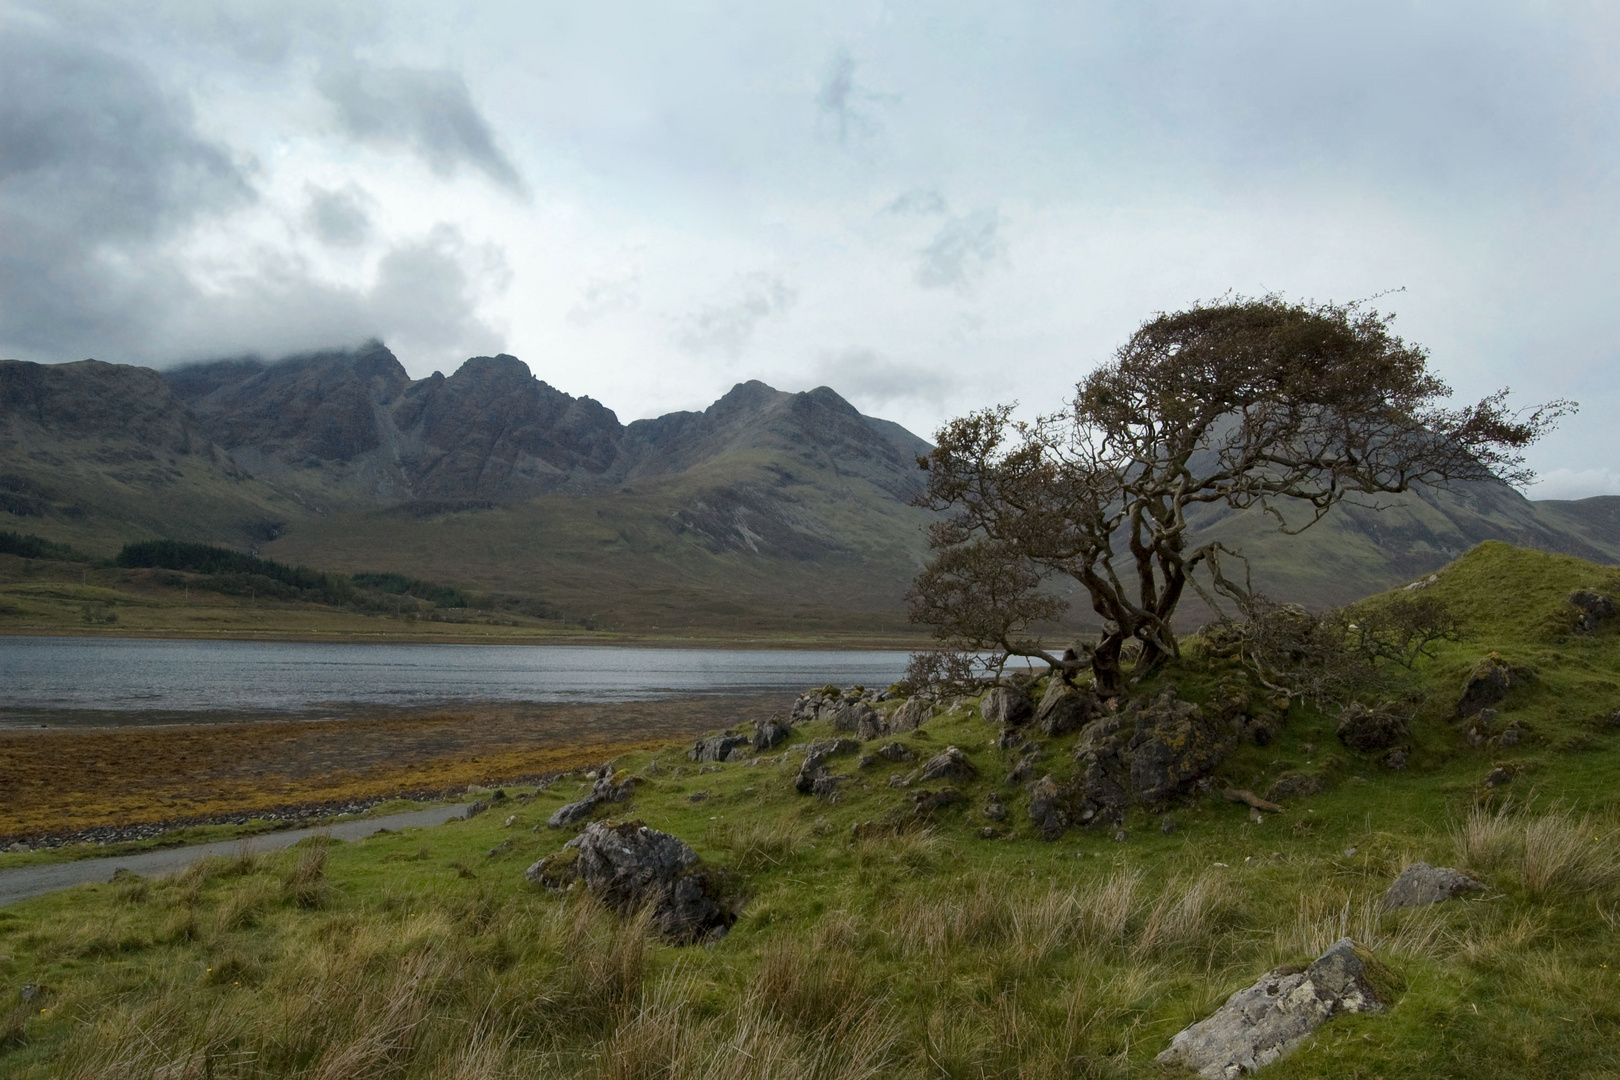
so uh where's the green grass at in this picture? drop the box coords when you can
[3,543,1620,1077]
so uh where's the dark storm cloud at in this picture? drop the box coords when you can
[304,184,374,247]
[915,207,1006,290]
[317,61,525,194]
[676,273,797,358]
[0,22,254,358]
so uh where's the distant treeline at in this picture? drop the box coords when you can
[0,530,81,561]
[116,540,358,606]
[6,534,566,622]
[351,572,474,609]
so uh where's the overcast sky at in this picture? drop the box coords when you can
[1,1,1615,498]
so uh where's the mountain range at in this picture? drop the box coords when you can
[1,342,1614,632]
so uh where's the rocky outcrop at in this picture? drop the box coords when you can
[1455,654,1531,719]
[1027,689,1237,839]
[1033,680,1098,737]
[547,771,638,829]
[752,715,791,752]
[688,733,752,763]
[1381,862,1484,910]
[1570,589,1617,633]
[524,819,736,944]
[888,696,933,732]
[1336,702,1410,752]
[1156,939,1398,1078]
[982,686,1033,727]
[917,746,978,783]
[794,738,861,796]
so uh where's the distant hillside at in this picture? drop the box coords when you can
[1,343,1614,633]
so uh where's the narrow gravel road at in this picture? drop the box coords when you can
[0,803,469,908]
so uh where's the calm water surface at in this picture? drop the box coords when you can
[0,637,913,728]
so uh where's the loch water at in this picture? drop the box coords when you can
[0,636,915,728]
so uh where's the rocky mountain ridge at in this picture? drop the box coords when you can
[1,343,1614,629]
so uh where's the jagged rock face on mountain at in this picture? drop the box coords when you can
[3,358,212,465]
[165,343,927,507]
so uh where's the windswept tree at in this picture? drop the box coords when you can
[909,296,1570,696]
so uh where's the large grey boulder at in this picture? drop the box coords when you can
[525,820,736,944]
[1156,938,1397,1078]
[1381,862,1484,910]
[547,771,638,829]
[982,686,1033,727]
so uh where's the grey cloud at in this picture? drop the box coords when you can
[676,273,796,358]
[812,348,949,409]
[0,23,254,358]
[567,273,642,328]
[317,61,525,194]
[364,225,508,361]
[885,188,948,216]
[304,184,373,247]
[915,207,1006,290]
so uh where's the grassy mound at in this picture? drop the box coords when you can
[3,543,1620,1077]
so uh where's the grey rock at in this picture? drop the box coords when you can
[833,701,886,741]
[525,819,736,944]
[1381,747,1409,770]
[1455,654,1528,719]
[888,774,910,789]
[547,771,638,829]
[466,800,489,819]
[1160,816,1177,835]
[981,685,1033,727]
[1123,691,1234,805]
[1026,775,1073,841]
[1571,589,1617,633]
[752,714,791,752]
[983,796,1007,822]
[978,826,999,840]
[878,741,915,763]
[689,733,751,763]
[1155,938,1394,1078]
[811,775,847,801]
[1381,862,1484,910]
[996,727,1020,750]
[918,745,978,783]
[888,696,933,732]
[1035,680,1099,737]
[1484,767,1513,787]
[794,738,861,795]
[910,787,965,816]
[1335,702,1409,752]
[857,754,877,769]
[1005,751,1041,785]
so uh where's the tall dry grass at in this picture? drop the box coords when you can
[1454,804,1620,900]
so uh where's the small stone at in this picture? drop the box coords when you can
[1381,862,1484,910]
[1249,807,1263,824]
[1343,847,1358,857]
[984,797,1007,822]
[857,754,877,769]
[878,742,915,763]
[688,791,709,803]
[978,826,999,840]
[888,774,910,789]
[1484,767,1513,788]
[6,842,30,854]
[486,839,513,858]
[503,815,516,827]
[1160,816,1177,835]
[1113,829,1129,842]
[1381,748,1408,771]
